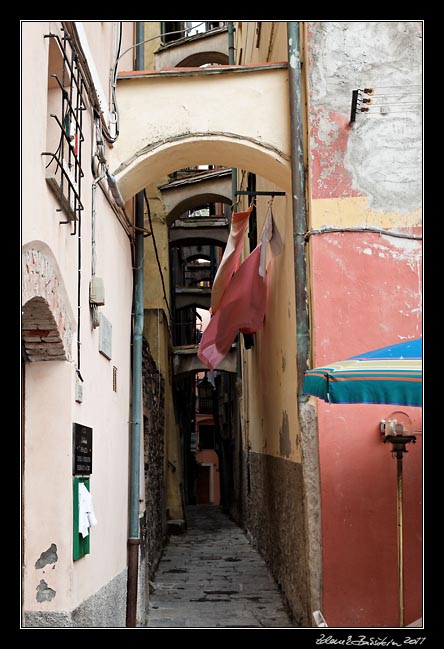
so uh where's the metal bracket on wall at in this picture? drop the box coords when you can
[234,191,286,197]
[349,88,374,125]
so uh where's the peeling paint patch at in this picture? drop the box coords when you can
[36,579,56,603]
[308,22,422,212]
[35,544,58,569]
[310,109,363,200]
[362,248,372,256]
[279,411,291,458]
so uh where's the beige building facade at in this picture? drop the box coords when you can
[21,21,143,626]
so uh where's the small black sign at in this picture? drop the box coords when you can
[73,423,93,475]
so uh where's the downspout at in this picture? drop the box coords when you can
[126,20,145,628]
[287,21,321,625]
[227,22,237,204]
[227,20,243,521]
[287,21,309,398]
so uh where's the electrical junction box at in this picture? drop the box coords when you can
[75,379,83,403]
[89,277,105,306]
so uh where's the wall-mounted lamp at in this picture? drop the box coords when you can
[380,410,417,628]
[380,411,416,458]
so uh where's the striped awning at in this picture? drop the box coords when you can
[303,338,422,406]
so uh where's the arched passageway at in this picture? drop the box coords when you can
[110,63,291,202]
[160,168,232,225]
[113,62,291,528]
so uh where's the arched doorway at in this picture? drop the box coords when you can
[21,243,75,614]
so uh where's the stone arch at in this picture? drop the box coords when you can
[186,253,211,262]
[22,243,75,362]
[112,134,291,204]
[166,192,232,226]
[177,52,229,67]
[154,28,229,70]
[169,231,227,248]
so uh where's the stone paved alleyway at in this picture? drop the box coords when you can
[146,505,296,628]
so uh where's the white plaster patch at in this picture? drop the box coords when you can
[345,115,422,212]
[373,237,422,271]
[309,22,422,213]
[362,248,372,255]
[309,22,422,110]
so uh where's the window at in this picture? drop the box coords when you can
[43,29,85,230]
[199,425,215,449]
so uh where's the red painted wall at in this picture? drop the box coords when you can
[195,449,220,505]
[318,403,422,627]
[311,233,422,627]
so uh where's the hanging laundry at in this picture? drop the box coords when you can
[78,482,98,538]
[210,204,254,314]
[259,205,284,277]
[198,245,267,371]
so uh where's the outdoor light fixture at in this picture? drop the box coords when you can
[380,411,416,628]
[380,411,417,454]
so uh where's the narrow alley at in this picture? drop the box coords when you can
[21,21,423,632]
[147,506,295,628]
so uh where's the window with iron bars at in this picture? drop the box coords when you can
[42,27,85,233]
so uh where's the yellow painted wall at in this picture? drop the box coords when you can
[310,196,422,229]
[235,22,288,65]
[143,310,183,520]
[141,183,183,520]
[238,182,301,464]
[234,24,301,464]
[143,22,162,69]
[142,182,171,311]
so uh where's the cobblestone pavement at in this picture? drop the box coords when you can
[146,505,295,628]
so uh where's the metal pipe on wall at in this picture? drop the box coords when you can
[227,22,238,205]
[126,20,145,629]
[227,21,243,522]
[287,22,310,402]
[288,22,323,625]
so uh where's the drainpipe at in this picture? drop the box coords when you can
[126,20,145,628]
[227,22,237,204]
[287,22,322,625]
[287,22,309,402]
[227,20,243,520]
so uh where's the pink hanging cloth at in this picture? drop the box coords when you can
[198,245,266,371]
[210,204,254,315]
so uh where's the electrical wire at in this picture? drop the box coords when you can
[143,189,173,323]
[110,22,123,138]
[304,226,422,241]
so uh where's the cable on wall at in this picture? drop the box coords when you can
[143,190,172,323]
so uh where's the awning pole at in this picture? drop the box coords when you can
[397,455,404,628]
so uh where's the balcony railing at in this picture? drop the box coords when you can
[198,397,214,414]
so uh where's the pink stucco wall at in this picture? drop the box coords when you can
[307,22,423,626]
[195,449,220,505]
[311,232,422,628]
[318,402,422,627]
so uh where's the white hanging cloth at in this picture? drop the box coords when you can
[78,482,98,538]
[259,205,284,277]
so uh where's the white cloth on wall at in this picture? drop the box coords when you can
[78,482,98,538]
[259,206,284,277]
